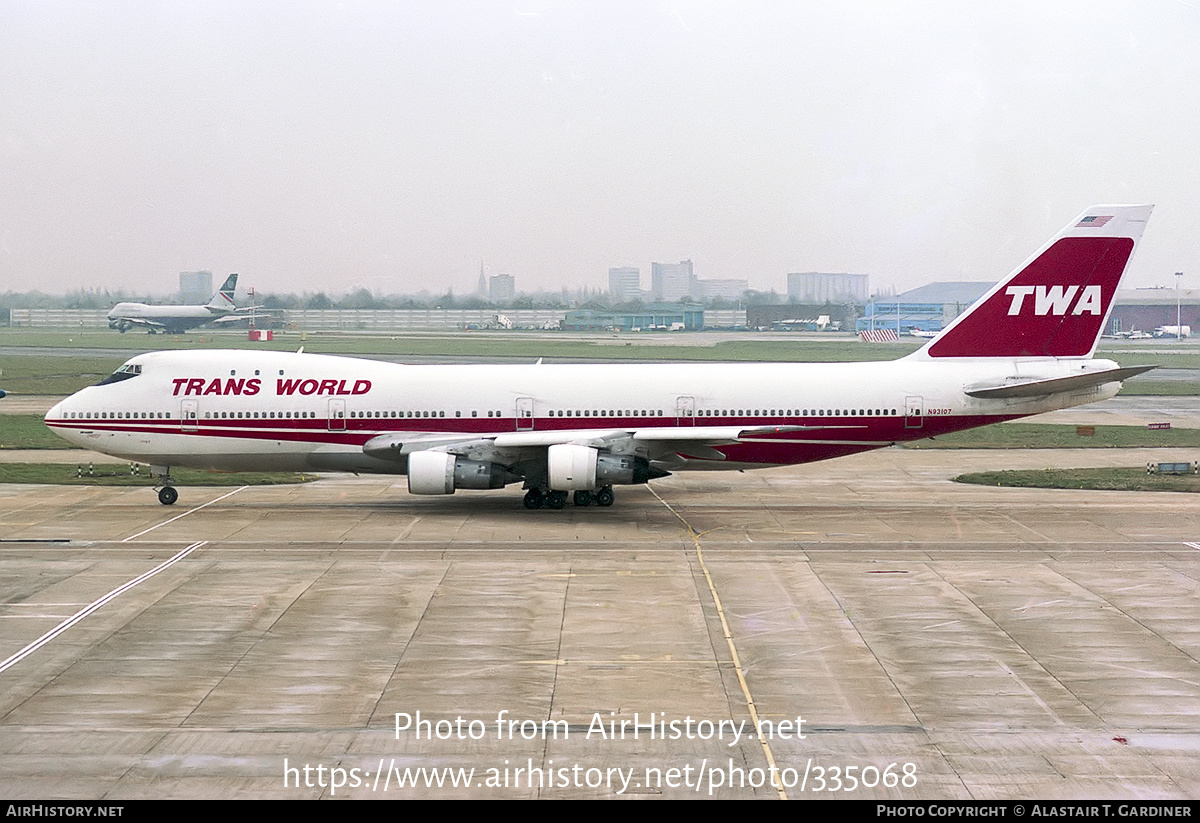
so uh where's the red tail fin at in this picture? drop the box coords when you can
[922,205,1152,359]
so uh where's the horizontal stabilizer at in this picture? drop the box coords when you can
[964,365,1156,399]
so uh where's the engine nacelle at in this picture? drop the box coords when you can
[547,444,597,491]
[407,450,513,495]
[547,444,656,490]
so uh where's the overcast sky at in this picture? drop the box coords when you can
[3,1,1198,298]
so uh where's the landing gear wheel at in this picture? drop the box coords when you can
[573,490,593,507]
[523,488,544,510]
[158,486,178,506]
[546,490,567,509]
[595,486,614,507]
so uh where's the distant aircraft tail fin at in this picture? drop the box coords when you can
[208,273,238,309]
[914,205,1152,360]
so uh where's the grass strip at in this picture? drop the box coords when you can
[1,415,76,448]
[955,467,1200,493]
[904,423,1200,449]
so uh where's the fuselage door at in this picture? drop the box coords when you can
[328,399,346,431]
[516,397,535,430]
[181,399,198,432]
[904,395,923,429]
[675,395,696,426]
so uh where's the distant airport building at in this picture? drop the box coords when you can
[652,260,696,302]
[857,282,993,335]
[703,309,746,328]
[1108,287,1199,336]
[179,271,213,304]
[562,303,705,332]
[489,273,516,303]
[856,282,1200,338]
[9,308,564,331]
[787,272,869,304]
[608,266,642,302]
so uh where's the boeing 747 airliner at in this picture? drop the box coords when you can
[49,205,1154,508]
[107,274,240,334]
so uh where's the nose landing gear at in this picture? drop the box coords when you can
[151,466,177,505]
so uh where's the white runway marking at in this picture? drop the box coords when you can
[120,486,248,542]
[0,541,207,675]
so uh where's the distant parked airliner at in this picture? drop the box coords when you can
[107,274,239,334]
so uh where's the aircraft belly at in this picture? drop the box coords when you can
[668,441,885,469]
[662,411,1025,469]
[155,451,399,474]
[44,423,360,473]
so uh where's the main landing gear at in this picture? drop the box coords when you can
[523,486,615,510]
[157,486,179,506]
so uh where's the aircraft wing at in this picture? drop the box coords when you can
[209,309,285,326]
[112,316,170,330]
[362,424,846,464]
[964,365,1156,399]
[230,306,281,315]
[363,431,506,458]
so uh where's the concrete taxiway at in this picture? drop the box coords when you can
[1,437,1198,800]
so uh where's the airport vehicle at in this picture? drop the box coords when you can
[107,274,239,334]
[49,205,1154,508]
[907,327,939,339]
[1154,325,1191,338]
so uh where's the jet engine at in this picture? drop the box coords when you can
[547,444,660,491]
[407,450,516,495]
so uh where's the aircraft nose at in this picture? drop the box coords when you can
[44,399,82,448]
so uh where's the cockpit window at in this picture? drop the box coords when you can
[95,363,143,386]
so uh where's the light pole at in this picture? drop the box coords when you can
[1177,271,1184,341]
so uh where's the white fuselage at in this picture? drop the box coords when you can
[107,303,231,334]
[45,349,1120,476]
